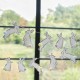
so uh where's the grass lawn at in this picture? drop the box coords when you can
[0,44,34,80]
[0,44,35,58]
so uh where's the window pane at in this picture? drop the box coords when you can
[41,0,80,28]
[0,28,35,58]
[40,60,80,80]
[40,29,80,57]
[0,60,34,80]
[0,0,36,26]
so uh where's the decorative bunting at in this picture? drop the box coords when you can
[48,53,57,70]
[38,32,52,51]
[60,48,77,63]
[18,58,26,72]
[3,57,13,71]
[29,58,42,74]
[70,32,76,48]
[2,29,78,72]
[55,33,64,49]
[3,23,20,39]
[23,29,34,47]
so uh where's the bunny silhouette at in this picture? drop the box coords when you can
[38,32,52,51]
[18,58,26,72]
[70,32,76,48]
[29,58,42,74]
[3,57,12,71]
[3,22,20,39]
[23,29,34,47]
[60,48,77,63]
[55,33,64,49]
[48,53,57,70]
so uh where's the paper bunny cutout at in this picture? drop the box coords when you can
[3,22,20,39]
[23,29,34,47]
[55,33,64,49]
[60,48,77,63]
[70,32,76,48]
[18,58,26,72]
[38,32,52,51]
[29,58,42,73]
[3,57,13,71]
[48,53,57,70]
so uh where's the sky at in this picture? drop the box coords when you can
[0,0,80,21]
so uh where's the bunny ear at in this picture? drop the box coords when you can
[57,33,62,37]
[26,30,30,33]
[60,33,62,36]
[63,47,68,52]
[52,55,55,58]
[31,29,34,33]
[57,33,60,37]
[51,53,53,55]
[12,21,17,26]
[45,32,48,36]
[71,32,75,37]
[71,32,74,35]
[71,32,74,34]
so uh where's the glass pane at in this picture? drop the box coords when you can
[0,28,35,58]
[41,0,80,28]
[0,0,36,26]
[0,60,34,80]
[40,60,80,80]
[40,29,80,57]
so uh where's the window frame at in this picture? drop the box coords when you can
[0,0,80,80]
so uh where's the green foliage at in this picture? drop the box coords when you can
[28,18,35,26]
[13,35,22,44]
[62,68,80,80]
[41,4,80,28]
[0,10,20,26]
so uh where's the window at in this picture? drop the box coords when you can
[0,0,36,26]
[0,0,36,80]
[41,0,80,28]
[40,0,80,80]
[0,0,80,80]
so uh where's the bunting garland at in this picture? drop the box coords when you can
[2,26,78,73]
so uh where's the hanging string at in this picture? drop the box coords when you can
[0,58,80,60]
[0,26,80,30]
